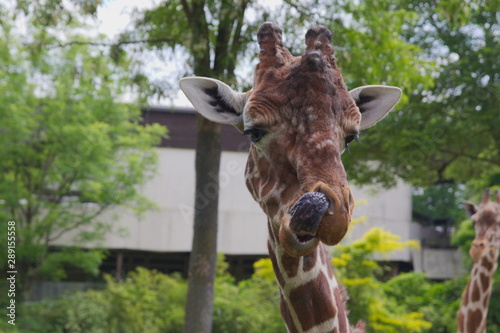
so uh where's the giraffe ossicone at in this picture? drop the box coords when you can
[181,21,401,333]
[457,189,500,333]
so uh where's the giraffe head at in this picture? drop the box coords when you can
[464,189,500,264]
[180,22,401,257]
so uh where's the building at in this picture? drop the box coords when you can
[42,107,465,300]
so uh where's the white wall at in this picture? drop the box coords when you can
[346,182,417,261]
[54,147,418,260]
[413,249,466,279]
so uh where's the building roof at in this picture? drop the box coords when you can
[142,106,250,152]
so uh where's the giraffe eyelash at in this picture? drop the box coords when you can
[244,128,268,143]
[344,133,360,152]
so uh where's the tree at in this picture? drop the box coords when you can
[278,0,497,256]
[0,8,166,298]
[411,184,467,247]
[339,0,499,188]
[274,0,498,189]
[124,2,271,331]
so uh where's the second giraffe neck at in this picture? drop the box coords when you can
[457,249,499,333]
[267,223,349,333]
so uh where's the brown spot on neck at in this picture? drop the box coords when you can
[289,272,337,331]
[471,281,481,303]
[303,250,318,272]
[479,272,491,293]
[481,255,494,271]
[466,309,483,333]
[282,252,300,278]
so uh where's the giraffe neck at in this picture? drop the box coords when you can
[267,222,349,333]
[457,245,499,333]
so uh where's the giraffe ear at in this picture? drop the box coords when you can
[180,77,247,131]
[463,201,478,218]
[349,85,402,130]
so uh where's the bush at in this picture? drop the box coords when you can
[17,251,499,333]
[212,254,284,333]
[13,261,284,333]
[15,268,186,333]
[213,275,284,333]
[333,228,431,332]
[104,268,186,332]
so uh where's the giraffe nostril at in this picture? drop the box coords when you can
[313,186,334,215]
[473,241,485,247]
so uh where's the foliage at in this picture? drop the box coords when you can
[253,211,436,332]
[13,0,101,25]
[0,10,166,297]
[384,272,462,332]
[213,255,284,333]
[350,0,499,188]
[488,274,500,333]
[384,271,500,333]
[277,0,500,189]
[10,261,284,333]
[253,226,430,332]
[451,218,476,257]
[333,228,429,332]
[38,247,108,281]
[7,243,499,333]
[104,268,187,332]
[9,268,186,333]
[412,184,467,226]
[127,0,273,91]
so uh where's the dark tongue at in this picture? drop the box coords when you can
[289,192,331,238]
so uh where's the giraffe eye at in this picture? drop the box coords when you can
[344,133,360,152]
[244,128,268,143]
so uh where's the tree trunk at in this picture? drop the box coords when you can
[183,115,221,333]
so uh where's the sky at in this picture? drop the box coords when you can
[93,0,192,106]
[96,0,159,38]
[3,0,281,106]
[93,0,283,107]
[88,0,270,107]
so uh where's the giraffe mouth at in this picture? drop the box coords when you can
[289,191,331,242]
[295,234,315,243]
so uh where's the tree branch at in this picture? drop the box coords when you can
[180,0,192,22]
[47,203,110,243]
[43,37,180,49]
[437,148,500,166]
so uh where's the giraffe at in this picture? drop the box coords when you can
[180,22,401,333]
[457,189,500,333]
